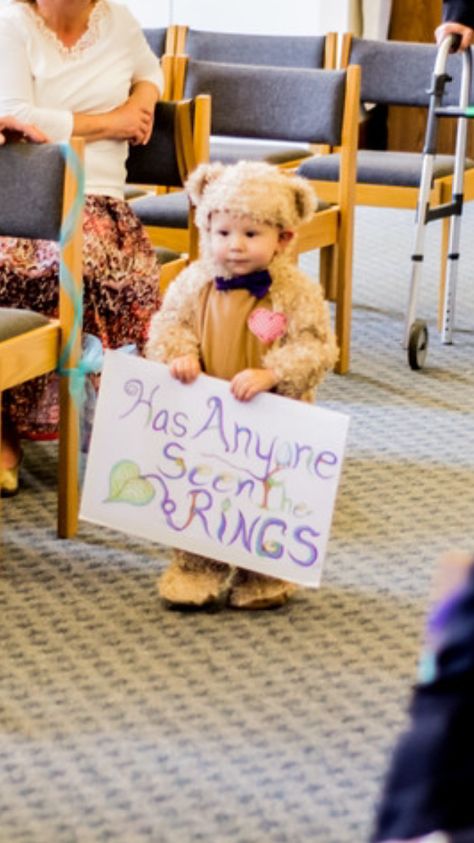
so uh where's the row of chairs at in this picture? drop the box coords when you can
[140,25,474,330]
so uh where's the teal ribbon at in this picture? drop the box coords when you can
[55,144,138,408]
[56,141,92,406]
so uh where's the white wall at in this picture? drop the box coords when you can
[122,0,362,35]
[120,0,169,27]
[0,0,390,39]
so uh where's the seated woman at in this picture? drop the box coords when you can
[0,0,164,495]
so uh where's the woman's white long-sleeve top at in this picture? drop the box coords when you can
[0,0,164,197]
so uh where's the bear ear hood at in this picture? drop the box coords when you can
[293,179,317,224]
[185,162,226,207]
[185,160,318,235]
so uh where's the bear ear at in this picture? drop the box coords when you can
[185,162,225,206]
[292,177,318,224]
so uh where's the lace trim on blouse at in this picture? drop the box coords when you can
[24,0,108,58]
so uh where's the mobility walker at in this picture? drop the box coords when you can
[406,34,472,369]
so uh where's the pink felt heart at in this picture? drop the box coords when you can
[247,308,288,344]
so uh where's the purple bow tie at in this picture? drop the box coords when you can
[214,269,272,300]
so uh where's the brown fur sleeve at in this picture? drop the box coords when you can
[263,265,339,398]
[145,263,208,364]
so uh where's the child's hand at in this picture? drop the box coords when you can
[169,354,201,383]
[230,368,277,402]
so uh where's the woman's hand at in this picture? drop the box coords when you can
[0,116,49,145]
[106,99,153,145]
[230,368,277,402]
[72,81,159,144]
[169,354,202,384]
[107,82,158,145]
[126,81,159,144]
[435,21,474,50]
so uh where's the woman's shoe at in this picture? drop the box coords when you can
[0,462,20,497]
[0,445,22,498]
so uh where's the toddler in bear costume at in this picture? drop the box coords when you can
[146,160,338,609]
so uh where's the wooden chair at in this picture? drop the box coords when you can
[142,26,180,101]
[0,138,84,537]
[143,25,177,56]
[172,30,337,165]
[123,24,180,204]
[309,34,474,326]
[175,26,337,69]
[128,96,210,260]
[294,65,361,375]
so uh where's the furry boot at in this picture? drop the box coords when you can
[228,568,297,610]
[159,550,235,609]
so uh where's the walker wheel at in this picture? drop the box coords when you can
[408,320,429,370]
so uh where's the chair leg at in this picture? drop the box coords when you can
[188,212,199,261]
[320,245,339,301]
[0,393,2,515]
[57,375,79,538]
[334,236,353,376]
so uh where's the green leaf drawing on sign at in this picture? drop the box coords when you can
[105,460,155,506]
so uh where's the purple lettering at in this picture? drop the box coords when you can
[228,511,261,552]
[159,442,186,479]
[289,526,320,567]
[230,423,253,457]
[313,451,338,479]
[170,411,188,438]
[165,489,213,536]
[255,433,276,479]
[188,465,212,487]
[120,380,160,424]
[256,518,286,559]
[152,408,169,432]
[192,396,229,451]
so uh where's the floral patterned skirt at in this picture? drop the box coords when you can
[0,195,161,438]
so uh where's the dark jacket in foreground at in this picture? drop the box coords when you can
[371,563,474,841]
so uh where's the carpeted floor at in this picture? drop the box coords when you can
[2,203,474,843]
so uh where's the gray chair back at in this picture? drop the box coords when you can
[184,29,326,69]
[143,27,168,57]
[183,61,347,146]
[0,143,65,241]
[349,37,474,107]
[126,100,189,187]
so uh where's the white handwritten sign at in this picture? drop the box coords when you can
[80,351,349,587]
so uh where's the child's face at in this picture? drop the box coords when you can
[209,211,292,277]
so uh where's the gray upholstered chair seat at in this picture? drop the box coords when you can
[131,191,190,228]
[298,150,474,187]
[210,137,312,165]
[314,199,333,212]
[133,187,331,231]
[124,185,148,201]
[0,307,50,341]
[154,247,182,265]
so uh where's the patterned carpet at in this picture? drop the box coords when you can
[2,204,474,843]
